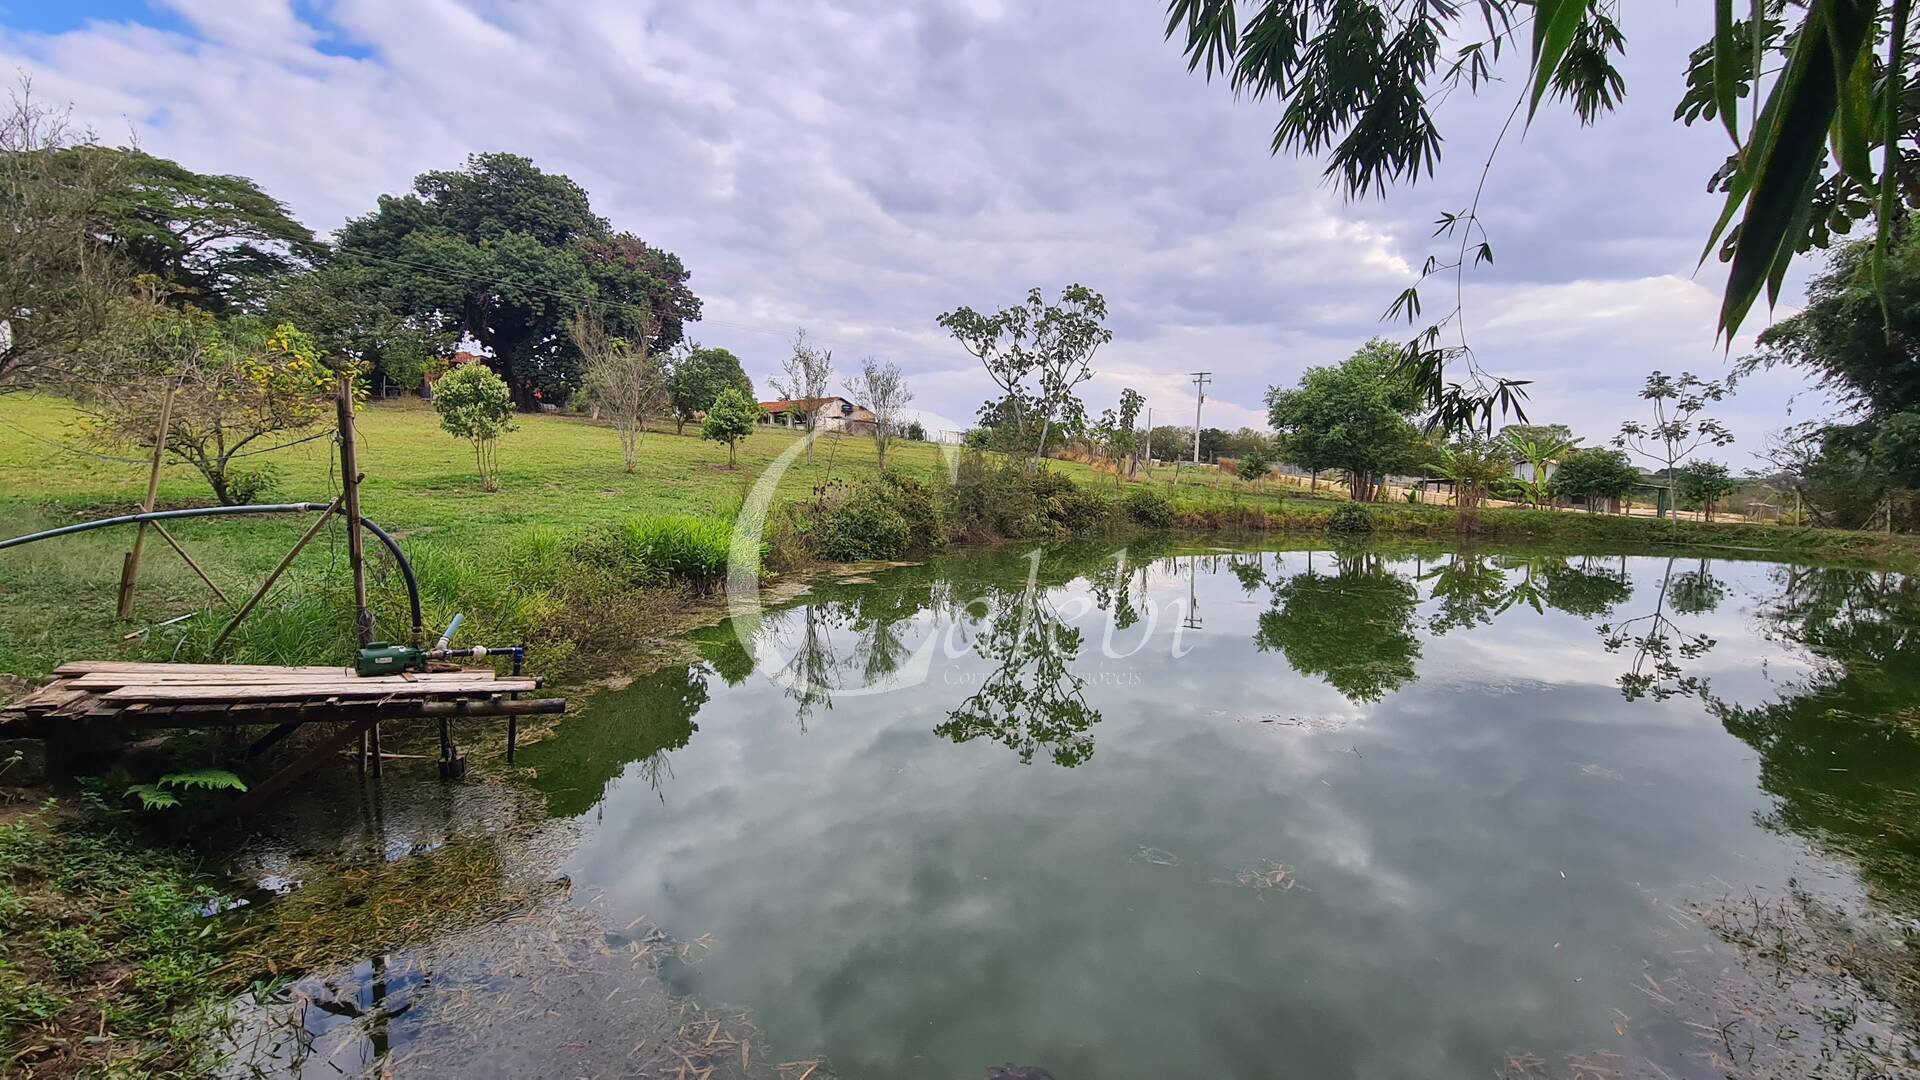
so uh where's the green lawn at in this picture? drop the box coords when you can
[0,394,1238,678]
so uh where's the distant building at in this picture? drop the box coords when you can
[422,351,486,398]
[758,396,877,434]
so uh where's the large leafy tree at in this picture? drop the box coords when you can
[334,153,700,407]
[1164,1,1920,427]
[665,344,753,435]
[1266,337,1428,500]
[1743,221,1920,526]
[66,147,322,314]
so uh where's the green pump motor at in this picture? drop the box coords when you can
[353,614,525,677]
[354,642,428,676]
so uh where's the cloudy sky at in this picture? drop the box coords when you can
[0,0,1842,463]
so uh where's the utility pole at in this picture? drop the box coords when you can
[1190,372,1211,464]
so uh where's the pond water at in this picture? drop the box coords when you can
[233,542,1920,1078]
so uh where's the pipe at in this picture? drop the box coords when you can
[0,503,334,550]
[0,501,425,645]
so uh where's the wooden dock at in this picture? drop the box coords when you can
[2,661,565,815]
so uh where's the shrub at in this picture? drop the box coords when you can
[1123,486,1174,527]
[1326,503,1375,534]
[811,489,912,560]
[221,462,282,505]
[432,363,516,490]
[870,471,942,549]
[1236,449,1274,481]
[1033,469,1111,532]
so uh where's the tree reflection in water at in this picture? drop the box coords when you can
[1599,555,1719,701]
[936,582,1100,767]
[1255,549,1422,703]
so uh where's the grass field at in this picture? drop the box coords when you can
[3,393,1916,682]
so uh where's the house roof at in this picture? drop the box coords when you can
[759,396,856,414]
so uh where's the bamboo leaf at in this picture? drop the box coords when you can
[1713,0,1742,145]
[1831,30,1877,186]
[1874,0,1912,333]
[1529,0,1591,119]
[1719,0,1876,339]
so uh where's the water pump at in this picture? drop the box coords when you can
[353,614,525,677]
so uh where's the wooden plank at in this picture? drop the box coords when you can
[67,670,500,688]
[54,661,351,676]
[102,678,536,702]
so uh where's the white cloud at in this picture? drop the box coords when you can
[0,1,1828,463]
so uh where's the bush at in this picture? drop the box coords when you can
[1236,449,1274,481]
[1326,503,1375,534]
[811,489,912,560]
[1123,486,1174,528]
[221,462,282,505]
[807,472,943,561]
[1033,469,1111,532]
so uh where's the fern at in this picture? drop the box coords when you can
[125,784,181,811]
[157,769,248,793]
[123,769,247,812]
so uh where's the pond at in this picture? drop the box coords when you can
[228,542,1920,1079]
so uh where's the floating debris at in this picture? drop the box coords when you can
[1220,860,1299,897]
[1130,846,1180,867]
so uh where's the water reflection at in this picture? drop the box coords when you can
[499,544,1920,1077]
[1254,549,1421,702]
[935,582,1100,766]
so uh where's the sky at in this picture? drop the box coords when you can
[0,0,1846,464]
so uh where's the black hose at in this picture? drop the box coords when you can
[356,515,424,643]
[0,502,424,644]
[0,502,335,549]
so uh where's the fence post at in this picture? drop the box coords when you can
[336,373,379,774]
[115,382,176,620]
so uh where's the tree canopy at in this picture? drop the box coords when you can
[334,153,700,406]
[1266,338,1426,500]
[69,148,322,314]
[666,345,753,434]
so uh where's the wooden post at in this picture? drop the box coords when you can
[115,383,175,620]
[150,522,232,606]
[336,373,380,773]
[210,497,342,653]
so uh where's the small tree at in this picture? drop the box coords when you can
[1614,371,1735,527]
[1429,433,1512,510]
[1267,338,1426,501]
[939,284,1113,467]
[772,329,834,464]
[571,301,666,473]
[1548,448,1639,513]
[904,420,928,441]
[1676,460,1738,521]
[702,386,761,467]
[1236,447,1275,483]
[1496,426,1578,506]
[844,355,912,468]
[82,303,334,504]
[433,362,515,490]
[665,342,752,435]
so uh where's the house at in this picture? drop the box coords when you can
[758,396,878,434]
[422,351,485,398]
